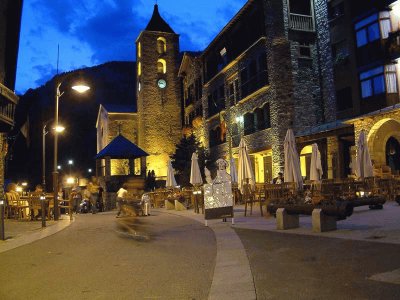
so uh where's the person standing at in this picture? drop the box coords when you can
[116,184,128,217]
[87,182,98,214]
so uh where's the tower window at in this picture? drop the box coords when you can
[157,37,167,54]
[157,59,167,74]
[137,62,141,76]
[138,42,141,58]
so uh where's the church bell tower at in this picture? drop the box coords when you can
[136,4,182,178]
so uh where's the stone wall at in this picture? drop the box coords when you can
[136,30,182,178]
[186,0,336,178]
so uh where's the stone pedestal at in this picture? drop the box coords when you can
[165,200,175,210]
[312,208,337,232]
[276,208,299,230]
[174,200,186,211]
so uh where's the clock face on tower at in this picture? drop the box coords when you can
[157,79,167,89]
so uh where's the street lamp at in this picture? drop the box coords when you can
[43,121,65,191]
[53,77,90,221]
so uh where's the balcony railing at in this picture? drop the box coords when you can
[289,13,315,32]
[0,82,18,132]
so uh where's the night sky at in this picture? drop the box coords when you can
[15,0,247,94]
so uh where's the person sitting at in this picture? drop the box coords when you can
[272,172,284,184]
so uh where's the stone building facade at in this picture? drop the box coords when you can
[0,0,22,188]
[96,104,138,176]
[180,0,336,182]
[324,0,400,177]
[135,5,182,179]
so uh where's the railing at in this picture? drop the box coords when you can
[289,13,315,32]
[0,82,18,131]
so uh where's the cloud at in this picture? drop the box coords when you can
[32,63,58,86]
[17,0,248,93]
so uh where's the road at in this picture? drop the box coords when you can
[0,211,216,300]
[235,228,400,300]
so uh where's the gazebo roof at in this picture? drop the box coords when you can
[95,135,148,159]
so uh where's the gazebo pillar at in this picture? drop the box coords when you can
[105,156,111,177]
[129,159,135,175]
[140,156,147,177]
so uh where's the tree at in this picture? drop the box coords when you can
[171,134,211,187]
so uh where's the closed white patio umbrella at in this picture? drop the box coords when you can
[166,160,177,188]
[355,130,374,179]
[190,152,203,186]
[230,158,238,184]
[310,143,323,181]
[284,129,303,189]
[238,139,255,194]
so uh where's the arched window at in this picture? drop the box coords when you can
[157,37,167,54]
[137,61,141,76]
[137,42,141,58]
[157,59,167,74]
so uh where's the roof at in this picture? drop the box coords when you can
[102,104,136,113]
[95,135,149,159]
[145,4,175,34]
[344,104,400,124]
[296,120,352,137]
[201,0,256,57]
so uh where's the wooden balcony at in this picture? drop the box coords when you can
[289,13,315,32]
[386,30,400,61]
[0,82,18,132]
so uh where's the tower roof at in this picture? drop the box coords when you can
[145,4,175,34]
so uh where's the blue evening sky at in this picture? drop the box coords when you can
[15,0,247,94]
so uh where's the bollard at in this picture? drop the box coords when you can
[0,201,4,240]
[40,194,46,228]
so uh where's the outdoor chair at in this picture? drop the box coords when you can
[265,184,284,204]
[243,183,257,216]
[255,183,266,216]
[181,187,193,208]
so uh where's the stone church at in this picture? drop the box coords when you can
[96,4,182,181]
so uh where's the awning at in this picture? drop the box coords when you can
[95,135,148,159]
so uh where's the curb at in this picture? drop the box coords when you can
[0,217,75,254]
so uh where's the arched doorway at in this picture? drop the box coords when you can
[300,145,312,180]
[368,118,400,168]
[386,137,400,173]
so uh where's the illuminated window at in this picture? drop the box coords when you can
[138,42,141,58]
[157,37,167,54]
[157,59,166,74]
[137,61,141,76]
[355,12,391,48]
[359,65,397,98]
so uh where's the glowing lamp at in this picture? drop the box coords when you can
[54,125,65,133]
[66,177,75,184]
[72,85,90,93]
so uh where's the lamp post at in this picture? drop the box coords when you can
[53,77,90,220]
[43,121,65,191]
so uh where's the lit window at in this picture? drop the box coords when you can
[360,66,384,98]
[355,12,392,48]
[157,59,166,74]
[359,65,397,98]
[157,37,167,54]
[138,81,141,92]
[138,42,141,58]
[137,62,141,76]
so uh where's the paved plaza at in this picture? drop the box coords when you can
[1,202,400,299]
